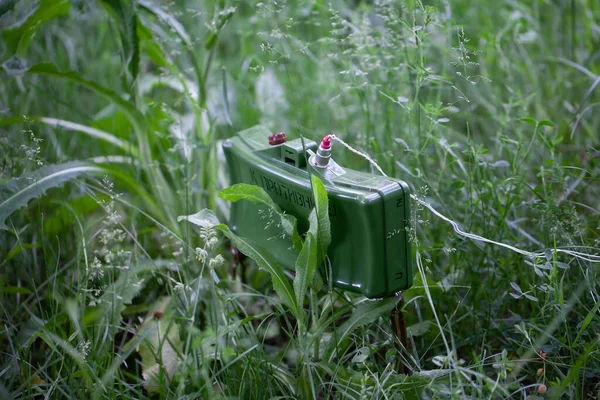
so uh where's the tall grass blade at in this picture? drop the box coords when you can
[97,0,140,94]
[0,116,138,155]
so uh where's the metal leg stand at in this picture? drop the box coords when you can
[230,245,247,285]
[391,293,412,375]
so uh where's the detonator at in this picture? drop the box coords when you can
[222,125,413,298]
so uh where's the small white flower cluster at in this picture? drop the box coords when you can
[194,222,225,270]
[87,177,131,283]
[19,116,44,167]
[76,340,91,359]
[210,254,225,269]
[199,222,219,251]
[89,256,104,280]
[195,247,208,263]
[408,186,430,245]
[259,208,276,229]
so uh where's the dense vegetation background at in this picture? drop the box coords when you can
[1,0,599,398]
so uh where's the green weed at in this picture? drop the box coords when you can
[1,0,599,398]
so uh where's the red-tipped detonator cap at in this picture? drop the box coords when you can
[268,132,287,145]
[313,134,332,167]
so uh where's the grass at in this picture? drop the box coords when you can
[1,0,599,398]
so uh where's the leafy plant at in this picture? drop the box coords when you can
[0,161,109,230]
[1,0,599,398]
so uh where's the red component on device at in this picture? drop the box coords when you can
[320,135,332,150]
[268,132,287,145]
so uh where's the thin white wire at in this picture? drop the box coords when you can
[330,135,387,176]
[330,134,600,264]
[413,197,600,262]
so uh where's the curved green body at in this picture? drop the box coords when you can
[222,126,413,298]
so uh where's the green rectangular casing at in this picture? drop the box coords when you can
[222,125,413,298]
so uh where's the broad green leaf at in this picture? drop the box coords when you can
[0,161,109,230]
[217,224,298,317]
[177,208,219,229]
[310,175,331,265]
[219,183,281,212]
[538,120,556,128]
[293,232,317,317]
[327,297,397,361]
[308,209,318,238]
[281,213,303,252]
[2,0,71,56]
[219,184,302,251]
[518,117,537,127]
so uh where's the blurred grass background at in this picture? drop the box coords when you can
[0,0,599,398]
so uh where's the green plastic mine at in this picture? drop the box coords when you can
[222,126,413,298]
